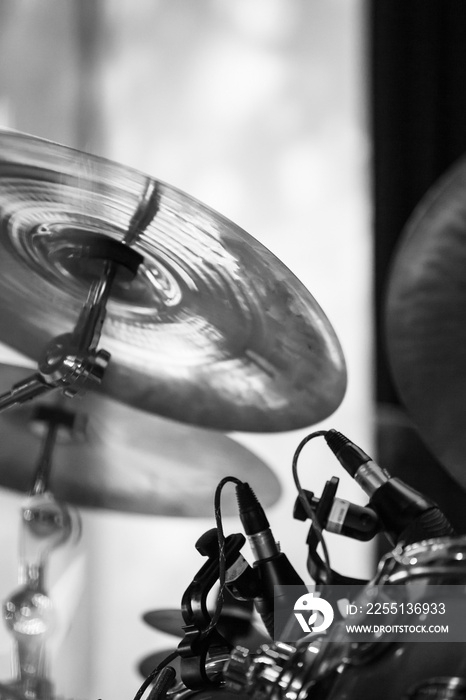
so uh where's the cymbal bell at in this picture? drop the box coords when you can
[386,156,466,490]
[0,364,280,516]
[0,130,346,432]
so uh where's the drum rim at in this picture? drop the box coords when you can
[392,535,466,568]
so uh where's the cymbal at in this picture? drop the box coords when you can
[138,609,269,677]
[0,364,280,516]
[143,609,192,636]
[142,606,252,638]
[0,130,346,432]
[386,157,466,490]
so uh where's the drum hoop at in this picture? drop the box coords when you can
[387,536,466,570]
[386,564,466,584]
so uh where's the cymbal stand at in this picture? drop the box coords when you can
[2,406,81,700]
[0,239,143,414]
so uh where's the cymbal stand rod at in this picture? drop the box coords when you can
[71,258,116,356]
[19,495,74,589]
[3,489,75,700]
[0,240,142,414]
[36,260,117,398]
[30,421,60,497]
[0,374,54,413]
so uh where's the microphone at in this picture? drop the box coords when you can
[236,482,305,638]
[324,430,454,546]
[293,486,380,542]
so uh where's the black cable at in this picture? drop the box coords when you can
[132,651,179,700]
[200,475,244,638]
[291,430,332,583]
[133,477,243,700]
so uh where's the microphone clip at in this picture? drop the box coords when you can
[293,477,377,587]
[178,528,246,689]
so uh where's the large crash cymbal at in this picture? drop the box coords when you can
[0,130,346,432]
[0,364,280,516]
[386,157,466,490]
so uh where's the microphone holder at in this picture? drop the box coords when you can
[295,478,369,591]
[178,528,248,690]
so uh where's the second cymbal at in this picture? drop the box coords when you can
[142,607,252,638]
[386,156,466,490]
[0,364,280,516]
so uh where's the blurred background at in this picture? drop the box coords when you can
[0,1,464,699]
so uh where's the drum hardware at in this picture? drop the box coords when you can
[221,537,466,700]
[407,677,466,699]
[140,634,268,688]
[377,538,466,585]
[133,524,259,699]
[138,470,371,699]
[293,478,379,589]
[224,639,325,700]
[139,429,464,700]
[0,235,142,413]
[140,606,268,688]
[138,479,301,697]
[2,405,81,700]
[293,480,380,543]
[176,528,252,690]
[138,653,234,700]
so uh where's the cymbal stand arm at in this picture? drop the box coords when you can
[35,260,118,399]
[0,268,115,415]
[0,374,55,413]
[0,241,142,414]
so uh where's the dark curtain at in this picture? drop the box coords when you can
[370,0,466,533]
